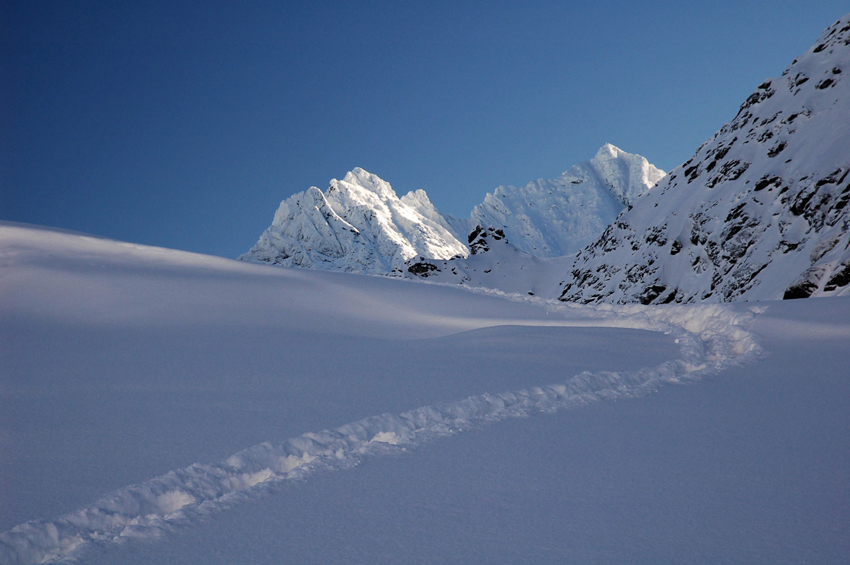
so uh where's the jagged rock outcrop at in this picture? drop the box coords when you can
[560,15,850,304]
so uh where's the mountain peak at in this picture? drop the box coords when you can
[468,146,665,257]
[592,142,622,160]
[241,170,467,273]
[242,145,665,275]
[588,143,667,205]
[337,167,397,199]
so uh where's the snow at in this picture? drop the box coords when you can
[2,221,848,564]
[401,226,576,297]
[562,14,850,304]
[467,143,664,258]
[239,168,468,274]
[240,145,664,279]
[3,19,850,562]
[589,143,667,205]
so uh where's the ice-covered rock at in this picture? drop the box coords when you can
[560,14,850,304]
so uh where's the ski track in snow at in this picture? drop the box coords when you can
[0,301,763,565]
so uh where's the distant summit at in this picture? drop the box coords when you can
[590,143,668,205]
[240,168,467,274]
[469,144,665,257]
[241,146,664,275]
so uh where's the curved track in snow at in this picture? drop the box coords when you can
[0,303,762,565]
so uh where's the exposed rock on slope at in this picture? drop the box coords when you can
[561,15,850,304]
[470,144,665,257]
[240,168,468,274]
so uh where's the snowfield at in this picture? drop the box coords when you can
[1,222,848,564]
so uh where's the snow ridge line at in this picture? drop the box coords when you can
[0,304,762,565]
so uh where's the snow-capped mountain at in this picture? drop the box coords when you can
[469,144,665,257]
[240,168,468,274]
[241,145,663,279]
[398,144,663,296]
[561,15,850,304]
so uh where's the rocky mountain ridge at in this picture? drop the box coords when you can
[560,14,850,304]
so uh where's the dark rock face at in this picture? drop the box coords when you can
[407,262,439,276]
[784,279,819,299]
[824,260,850,291]
[468,225,507,255]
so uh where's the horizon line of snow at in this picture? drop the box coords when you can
[0,303,763,565]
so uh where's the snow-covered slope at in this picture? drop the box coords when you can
[402,226,573,297]
[2,222,849,564]
[470,144,665,257]
[561,15,850,304]
[240,168,468,274]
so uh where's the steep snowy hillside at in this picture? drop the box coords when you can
[561,15,850,304]
[470,144,665,257]
[240,168,468,274]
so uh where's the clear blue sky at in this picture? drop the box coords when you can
[2,1,848,258]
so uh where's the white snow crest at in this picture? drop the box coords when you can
[590,143,667,205]
[0,303,760,565]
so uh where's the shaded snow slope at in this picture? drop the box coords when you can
[239,168,468,274]
[561,15,850,304]
[470,144,665,258]
[0,222,768,564]
[118,297,850,565]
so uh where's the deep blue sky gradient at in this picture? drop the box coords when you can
[2,1,848,258]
